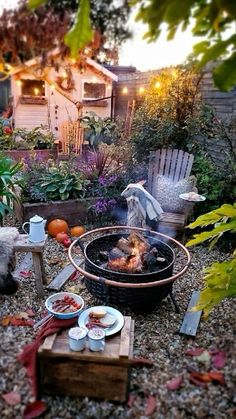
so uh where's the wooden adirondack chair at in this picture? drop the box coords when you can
[147,149,195,234]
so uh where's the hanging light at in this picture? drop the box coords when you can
[122,86,128,94]
[155,81,161,89]
[92,76,98,83]
[138,86,145,94]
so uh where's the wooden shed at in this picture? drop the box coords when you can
[11,55,118,143]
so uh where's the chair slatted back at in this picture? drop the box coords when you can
[60,121,84,154]
[147,149,194,196]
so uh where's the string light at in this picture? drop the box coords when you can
[122,86,128,94]
[138,86,145,94]
[62,71,67,79]
[71,59,76,64]
[51,84,55,90]
[92,76,98,83]
[171,69,178,78]
[155,81,161,89]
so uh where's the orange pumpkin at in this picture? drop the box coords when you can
[70,226,86,237]
[47,219,69,237]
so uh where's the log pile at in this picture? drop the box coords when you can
[98,233,167,274]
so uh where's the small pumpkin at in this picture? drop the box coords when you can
[70,226,86,237]
[47,219,69,237]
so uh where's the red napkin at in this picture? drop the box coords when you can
[18,317,76,397]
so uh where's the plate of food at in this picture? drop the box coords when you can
[179,192,206,202]
[45,292,84,319]
[78,306,124,336]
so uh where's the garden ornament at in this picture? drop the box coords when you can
[121,182,163,228]
[22,215,46,243]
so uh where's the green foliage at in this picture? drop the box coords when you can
[186,203,236,317]
[131,67,206,161]
[132,0,236,91]
[80,112,117,149]
[28,0,46,8]
[0,123,54,150]
[0,153,22,220]
[37,161,90,201]
[64,0,93,58]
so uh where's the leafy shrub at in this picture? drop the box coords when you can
[186,203,236,317]
[0,153,22,220]
[0,123,55,150]
[80,112,117,149]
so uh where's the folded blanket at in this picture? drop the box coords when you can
[121,183,163,228]
[18,317,76,397]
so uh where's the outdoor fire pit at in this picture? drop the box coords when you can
[68,226,191,310]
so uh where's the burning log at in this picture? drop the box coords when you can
[107,255,142,273]
[117,238,133,254]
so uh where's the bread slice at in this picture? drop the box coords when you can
[100,313,116,327]
[90,308,107,318]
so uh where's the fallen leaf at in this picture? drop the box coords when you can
[212,351,226,369]
[20,271,31,278]
[166,375,183,390]
[130,357,154,367]
[26,309,35,317]
[127,393,136,407]
[194,350,211,365]
[208,371,225,385]
[145,395,156,416]
[1,316,11,326]
[47,256,61,265]
[15,311,30,320]
[189,376,208,387]
[185,348,205,356]
[188,369,212,383]
[24,400,47,419]
[2,391,21,406]
[66,285,83,293]
[69,271,80,281]
[10,317,34,327]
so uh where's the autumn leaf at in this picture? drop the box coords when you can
[194,350,211,366]
[208,371,225,385]
[26,309,36,317]
[127,393,137,407]
[212,351,226,369]
[185,348,205,356]
[24,400,47,419]
[166,375,183,390]
[69,271,80,281]
[189,376,208,387]
[2,391,21,405]
[145,395,157,416]
[20,271,31,278]
[1,316,11,326]
[10,317,34,326]
[188,368,212,383]
[15,311,30,320]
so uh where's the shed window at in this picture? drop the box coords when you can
[83,82,106,100]
[21,80,45,96]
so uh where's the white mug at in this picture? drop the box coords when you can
[68,327,87,351]
[88,327,105,351]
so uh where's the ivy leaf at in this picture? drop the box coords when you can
[28,0,47,8]
[64,0,93,58]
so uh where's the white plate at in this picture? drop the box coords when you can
[78,306,124,336]
[179,193,206,202]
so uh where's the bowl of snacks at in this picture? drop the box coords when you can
[45,292,84,319]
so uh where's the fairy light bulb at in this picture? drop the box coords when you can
[139,86,145,94]
[51,84,55,90]
[92,76,98,83]
[155,81,161,89]
[16,80,22,86]
[122,86,128,94]
[62,71,67,79]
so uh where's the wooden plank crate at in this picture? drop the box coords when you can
[38,316,134,402]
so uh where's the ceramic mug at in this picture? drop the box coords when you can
[88,327,105,351]
[68,327,87,351]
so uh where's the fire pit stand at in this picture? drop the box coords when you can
[68,226,191,311]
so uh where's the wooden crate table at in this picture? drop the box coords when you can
[38,316,134,401]
[14,234,47,297]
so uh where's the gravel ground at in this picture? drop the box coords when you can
[0,219,235,419]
